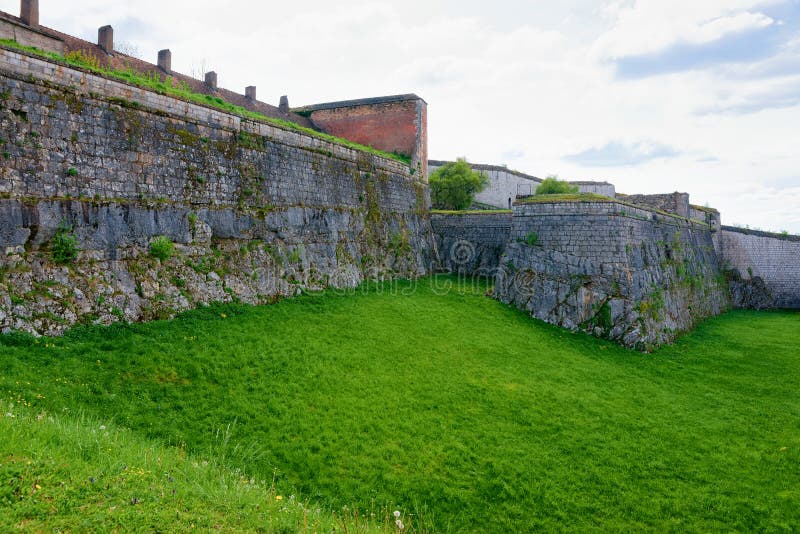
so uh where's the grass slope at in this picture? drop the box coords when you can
[1,276,799,532]
[0,404,396,532]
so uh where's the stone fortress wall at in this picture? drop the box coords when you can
[428,171,797,348]
[0,0,796,348]
[715,227,800,308]
[430,212,511,275]
[0,9,431,336]
[497,200,728,350]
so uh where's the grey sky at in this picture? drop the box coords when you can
[2,0,798,232]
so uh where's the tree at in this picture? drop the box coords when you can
[535,175,579,195]
[429,159,489,210]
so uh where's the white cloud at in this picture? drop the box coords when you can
[594,1,777,59]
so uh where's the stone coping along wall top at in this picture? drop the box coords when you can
[514,194,712,230]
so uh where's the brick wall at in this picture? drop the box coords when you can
[298,95,427,177]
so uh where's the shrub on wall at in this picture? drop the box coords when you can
[429,159,489,210]
[535,176,579,195]
[149,236,174,261]
[50,223,79,264]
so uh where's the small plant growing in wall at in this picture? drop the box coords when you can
[51,223,79,264]
[67,167,78,177]
[525,232,538,246]
[149,236,174,261]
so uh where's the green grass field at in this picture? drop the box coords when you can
[1,276,798,532]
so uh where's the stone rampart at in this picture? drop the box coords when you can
[689,204,721,230]
[430,212,511,275]
[716,226,800,308]
[495,199,728,350]
[0,47,431,336]
[620,192,690,218]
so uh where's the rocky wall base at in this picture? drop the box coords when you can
[495,201,730,351]
[0,200,430,336]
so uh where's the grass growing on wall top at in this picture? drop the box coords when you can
[430,209,512,215]
[516,192,612,203]
[0,39,410,166]
[0,276,799,532]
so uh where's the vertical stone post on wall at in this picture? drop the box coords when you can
[245,86,256,101]
[279,95,289,113]
[20,0,39,27]
[204,71,217,90]
[98,25,113,53]
[157,49,171,73]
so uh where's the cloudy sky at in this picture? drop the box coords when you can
[4,0,799,232]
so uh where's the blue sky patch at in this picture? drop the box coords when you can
[564,141,679,167]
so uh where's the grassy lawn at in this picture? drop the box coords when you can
[1,276,798,532]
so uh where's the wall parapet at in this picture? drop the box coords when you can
[514,196,710,230]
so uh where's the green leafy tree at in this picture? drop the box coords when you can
[429,159,489,210]
[535,175,579,195]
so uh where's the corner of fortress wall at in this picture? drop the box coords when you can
[0,46,433,336]
[496,200,730,350]
[431,199,732,350]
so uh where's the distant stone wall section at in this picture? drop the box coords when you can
[716,227,800,308]
[0,47,432,336]
[429,161,542,209]
[619,192,690,218]
[428,161,615,209]
[430,212,511,275]
[296,95,427,177]
[495,200,728,350]
[570,181,616,198]
[689,205,721,231]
